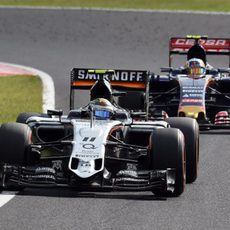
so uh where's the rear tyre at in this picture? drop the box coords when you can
[16,112,50,124]
[166,117,199,183]
[0,123,31,164]
[150,128,185,197]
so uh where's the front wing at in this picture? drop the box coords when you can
[1,165,175,194]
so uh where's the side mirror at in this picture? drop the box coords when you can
[47,109,63,117]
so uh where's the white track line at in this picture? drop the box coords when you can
[0,6,229,15]
[0,62,55,112]
[0,191,18,208]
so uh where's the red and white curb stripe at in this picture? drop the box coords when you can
[0,62,55,112]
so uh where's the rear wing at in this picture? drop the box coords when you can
[169,36,230,66]
[70,68,150,110]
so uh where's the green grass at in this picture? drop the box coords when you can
[0,0,229,12]
[0,76,42,123]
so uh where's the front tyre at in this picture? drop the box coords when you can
[0,123,31,164]
[150,128,186,197]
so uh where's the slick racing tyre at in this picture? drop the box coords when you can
[150,128,185,197]
[0,123,31,164]
[16,112,50,124]
[118,91,145,110]
[166,117,199,183]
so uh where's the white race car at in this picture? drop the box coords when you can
[0,69,199,197]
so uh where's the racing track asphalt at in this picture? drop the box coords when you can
[0,7,230,230]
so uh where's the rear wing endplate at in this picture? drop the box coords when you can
[169,36,230,66]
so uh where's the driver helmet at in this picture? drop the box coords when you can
[185,58,206,78]
[91,98,114,120]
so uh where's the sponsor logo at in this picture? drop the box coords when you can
[76,69,145,82]
[182,86,204,96]
[174,39,227,46]
[171,38,229,53]
[182,99,203,103]
[82,137,96,142]
[189,93,203,97]
[82,144,97,149]
[75,154,99,158]
[183,86,203,89]
[80,137,97,150]
[182,93,203,98]
[183,89,203,93]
